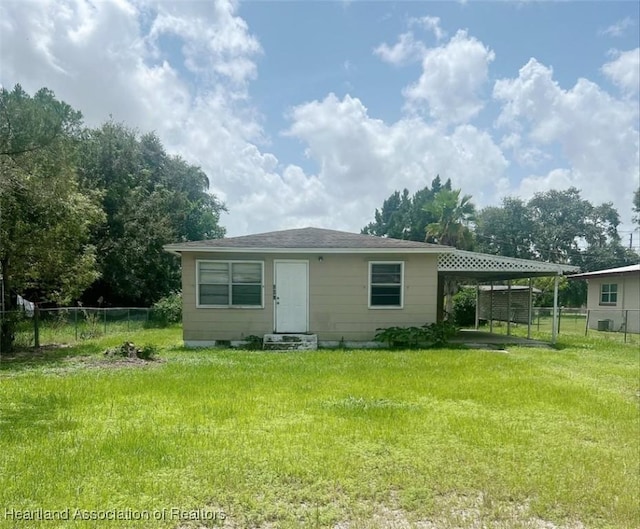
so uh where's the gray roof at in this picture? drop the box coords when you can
[568,263,640,279]
[478,285,542,293]
[164,227,452,254]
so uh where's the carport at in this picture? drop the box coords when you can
[437,250,579,344]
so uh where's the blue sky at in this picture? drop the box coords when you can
[1,0,639,241]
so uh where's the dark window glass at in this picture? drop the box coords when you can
[600,284,617,304]
[231,285,262,306]
[370,263,402,307]
[199,262,262,306]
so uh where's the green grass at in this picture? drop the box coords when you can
[0,329,638,528]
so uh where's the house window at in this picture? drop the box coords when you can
[369,262,404,308]
[600,283,617,305]
[197,261,263,307]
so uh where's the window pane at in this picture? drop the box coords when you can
[601,284,618,304]
[200,262,229,284]
[232,285,262,306]
[371,285,401,306]
[371,263,401,284]
[232,263,262,283]
[199,284,229,305]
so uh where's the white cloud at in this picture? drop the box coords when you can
[410,15,447,42]
[284,93,508,221]
[403,30,496,125]
[599,17,634,38]
[602,48,640,95]
[494,58,639,226]
[146,0,261,86]
[3,1,636,239]
[373,32,424,65]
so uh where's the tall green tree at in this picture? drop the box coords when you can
[424,188,476,250]
[78,122,226,306]
[527,188,626,265]
[362,176,451,241]
[477,187,635,306]
[633,187,640,228]
[475,197,534,259]
[0,85,102,351]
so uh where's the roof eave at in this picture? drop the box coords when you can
[162,245,452,255]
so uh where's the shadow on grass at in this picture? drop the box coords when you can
[0,342,105,373]
[0,392,77,439]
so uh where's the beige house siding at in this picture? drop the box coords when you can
[585,273,640,333]
[181,251,439,343]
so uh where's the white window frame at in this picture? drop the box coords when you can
[196,259,265,309]
[368,261,404,309]
[599,283,618,306]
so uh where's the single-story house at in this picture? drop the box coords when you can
[568,264,640,334]
[164,227,577,347]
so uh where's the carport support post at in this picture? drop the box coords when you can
[489,282,494,333]
[507,280,512,336]
[527,278,533,340]
[552,274,560,345]
[474,283,479,329]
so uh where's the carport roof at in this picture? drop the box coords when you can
[438,249,579,281]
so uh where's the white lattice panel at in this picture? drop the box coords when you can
[438,250,576,274]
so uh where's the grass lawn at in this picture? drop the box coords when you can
[0,328,638,528]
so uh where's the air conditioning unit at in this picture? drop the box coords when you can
[597,319,612,332]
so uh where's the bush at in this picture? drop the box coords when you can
[374,321,459,348]
[237,335,263,350]
[151,291,182,326]
[104,341,157,360]
[452,288,476,327]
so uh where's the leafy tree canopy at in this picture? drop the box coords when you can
[78,121,226,306]
[424,188,476,250]
[362,176,452,241]
[0,85,102,351]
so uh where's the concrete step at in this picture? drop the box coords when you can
[263,333,318,351]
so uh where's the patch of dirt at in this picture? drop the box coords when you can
[186,493,587,529]
[332,493,586,529]
[72,356,165,369]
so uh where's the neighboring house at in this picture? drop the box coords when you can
[164,227,577,347]
[568,264,640,334]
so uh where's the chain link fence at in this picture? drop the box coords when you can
[0,307,164,349]
[485,307,639,344]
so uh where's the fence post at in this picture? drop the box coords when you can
[584,309,590,336]
[74,308,78,341]
[34,304,40,348]
[103,308,107,335]
[127,308,130,332]
[557,307,562,335]
[623,310,628,344]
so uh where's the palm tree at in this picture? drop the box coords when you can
[424,188,476,250]
[423,188,476,320]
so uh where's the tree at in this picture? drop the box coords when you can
[633,188,640,228]
[475,197,535,259]
[424,188,476,250]
[78,122,226,306]
[478,188,635,307]
[0,85,102,352]
[362,176,451,241]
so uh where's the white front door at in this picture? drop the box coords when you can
[274,261,308,333]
